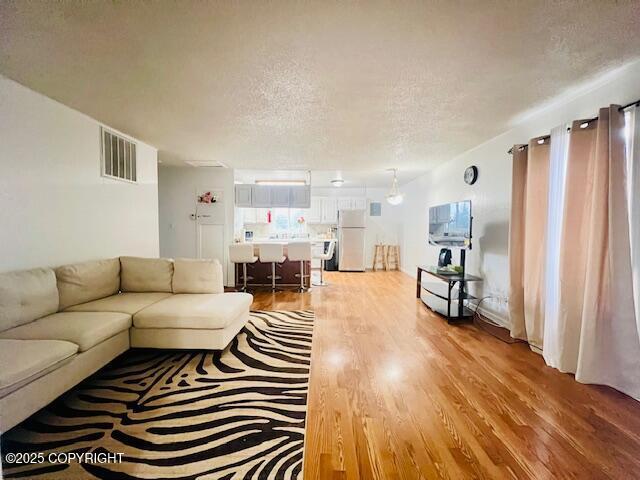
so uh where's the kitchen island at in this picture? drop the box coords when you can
[233,239,336,289]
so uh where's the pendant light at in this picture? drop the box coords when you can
[386,168,404,205]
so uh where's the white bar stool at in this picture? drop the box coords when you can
[313,240,335,286]
[259,243,286,291]
[287,242,312,292]
[229,244,258,292]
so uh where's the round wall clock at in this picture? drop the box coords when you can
[464,165,478,185]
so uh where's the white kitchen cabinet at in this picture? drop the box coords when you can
[352,197,367,210]
[251,185,272,207]
[337,197,352,211]
[289,185,311,208]
[321,197,338,224]
[307,197,323,223]
[270,186,291,207]
[235,185,252,207]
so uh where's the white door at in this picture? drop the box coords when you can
[339,228,365,271]
[195,188,226,283]
[197,224,225,281]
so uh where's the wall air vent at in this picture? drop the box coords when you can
[101,127,137,182]
[185,160,228,168]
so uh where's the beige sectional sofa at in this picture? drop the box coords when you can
[0,257,252,432]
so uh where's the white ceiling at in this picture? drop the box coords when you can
[2,1,640,186]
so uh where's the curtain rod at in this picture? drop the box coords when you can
[507,99,640,154]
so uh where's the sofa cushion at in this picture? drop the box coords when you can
[0,268,59,332]
[55,258,121,310]
[0,339,78,398]
[133,293,252,330]
[120,257,173,293]
[0,311,131,352]
[65,292,173,315]
[172,258,224,294]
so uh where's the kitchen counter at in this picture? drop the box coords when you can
[248,238,336,244]
[233,239,336,289]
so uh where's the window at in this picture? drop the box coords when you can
[101,127,137,182]
[269,208,308,237]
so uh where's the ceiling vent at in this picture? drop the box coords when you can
[184,160,228,168]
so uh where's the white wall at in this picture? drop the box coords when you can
[311,187,401,267]
[400,60,640,327]
[158,166,235,285]
[0,76,159,272]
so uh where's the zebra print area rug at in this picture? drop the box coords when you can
[1,310,314,480]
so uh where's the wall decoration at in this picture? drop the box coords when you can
[197,191,218,203]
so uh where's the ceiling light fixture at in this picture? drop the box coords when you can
[331,178,344,187]
[386,168,404,205]
[185,160,228,168]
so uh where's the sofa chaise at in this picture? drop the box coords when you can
[0,256,252,432]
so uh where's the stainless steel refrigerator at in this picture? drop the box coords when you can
[338,209,366,271]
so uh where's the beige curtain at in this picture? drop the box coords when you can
[557,106,640,398]
[508,145,527,340]
[508,139,550,349]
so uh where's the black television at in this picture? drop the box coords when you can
[428,201,472,249]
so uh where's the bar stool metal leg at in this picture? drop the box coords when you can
[271,262,276,291]
[242,263,248,291]
[300,261,305,291]
[315,259,328,286]
[296,260,311,292]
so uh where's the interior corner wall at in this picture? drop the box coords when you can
[400,60,640,327]
[0,76,159,272]
[158,165,235,286]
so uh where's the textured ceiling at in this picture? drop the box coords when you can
[1,1,640,186]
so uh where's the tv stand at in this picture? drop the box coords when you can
[416,257,482,323]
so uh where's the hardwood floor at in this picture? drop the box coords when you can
[251,270,640,480]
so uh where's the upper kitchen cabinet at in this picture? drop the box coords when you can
[235,184,311,208]
[352,197,367,210]
[336,196,367,211]
[235,185,252,207]
[251,185,272,207]
[321,197,338,224]
[289,186,311,208]
[307,197,322,223]
[270,186,291,207]
[337,197,352,211]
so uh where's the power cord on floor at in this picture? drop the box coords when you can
[465,296,524,345]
